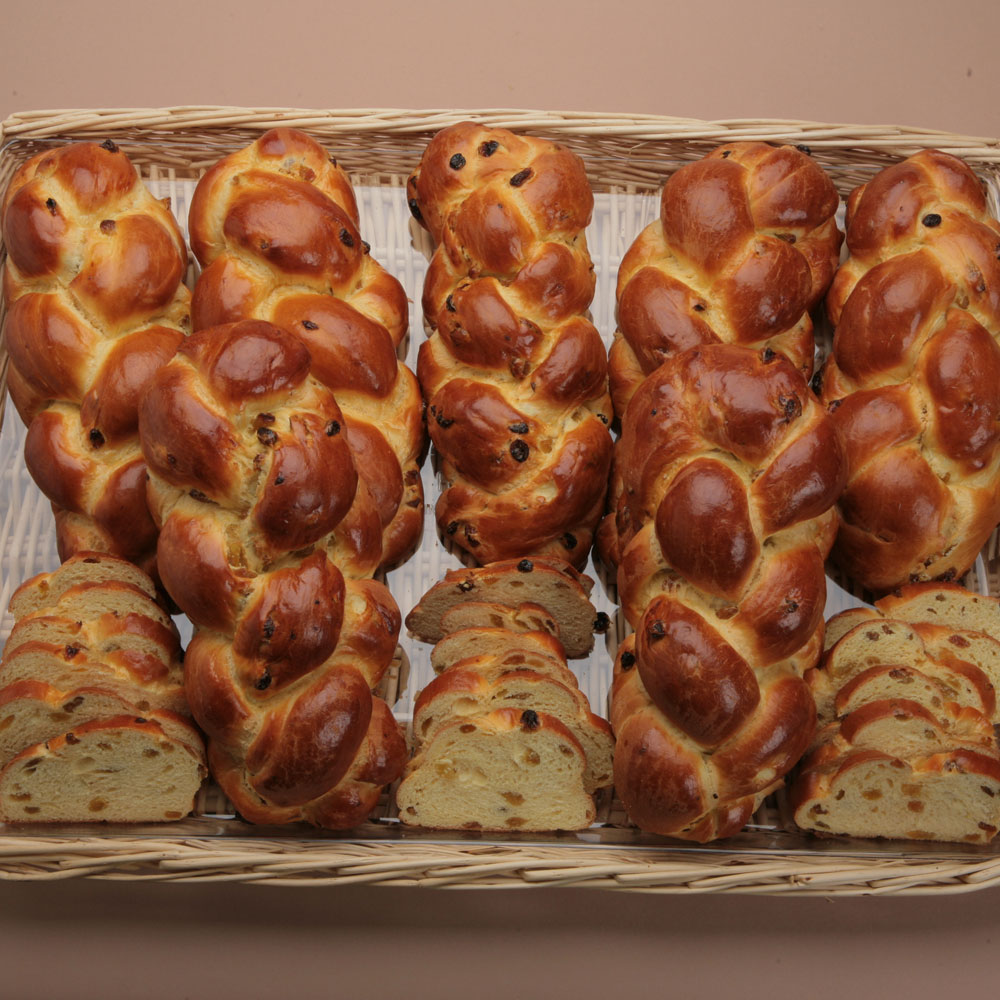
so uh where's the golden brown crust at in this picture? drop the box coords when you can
[187,128,425,571]
[407,122,612,568]
[1,141,191,574]
[138,320,406,828]
[820,150,1000,593]
[610,142,841,417]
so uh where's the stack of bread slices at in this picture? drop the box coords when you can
[791,584,1000,844]
[0,553,206,823]
[398,558,614,832]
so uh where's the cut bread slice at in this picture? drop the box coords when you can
[0,715,207,823]
[395,708,595,832]
[791,746,1000,843]
[413,667,613,793]
[0,641,188,716]
[438,601,563,644]
[831,664,984,721]
[9,552,160,618]
[876,583,1000,635]
[823,606,880,652]
[405,558,598,657]
[430,627,568,673]
[0,679,204,768]
[807,619,998,723]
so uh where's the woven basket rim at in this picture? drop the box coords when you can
[3,105,1000,893]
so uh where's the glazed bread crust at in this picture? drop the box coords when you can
[605,343,847,841]
[188,128,425,571]
[138,319,406,828]
[820,150,1000,594]
[407,122,612,568]
[1,140,191,574]
[610,142,841,416]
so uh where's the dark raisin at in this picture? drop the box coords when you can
[302,319,319,330]
[89,429,105,448]
[100,139,119,153]
[510,168,533,187]
[362,241,371,254]
[64,732,80,745]
[598,413,609,425]
[458,580,475,593]
[446,521,459,535]
[692,303,705,311]
[721,150,732,158]
[435,411,454,428]
[922,213,942,228]
[509,440,530,462]
[274,475,285,486]
[778,394,802,420]
[795,144,812,155]
[449,153,466,170]
[262,618,276,639]
[256,427,279,446]
[445,294,457,312]
[258,412,275,424]
[464,526,481,548]
[562,533,577,550]
[517,559,534,572]
[648,620,667,640]
[45,197,58,214]
[479,140,499,157]
[775,232,797,244]
[761,347,777,363]
[407,198,423,222]
[784,598,800,613]
[62,696,84,712]
[326,420,340,436]
[809,369,824,395]
[64,645,80,659]
[620,651,636,670]
[339,228,355,247]
[100,219,116,234]
[166,453,177,465]
[593,612,611,633]
[508,421,529,435]
[828,398,843,412]
[520,709,540,731]
[254,670,272,691]
[189,489,213,503]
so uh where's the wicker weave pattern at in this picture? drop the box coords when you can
[2,107,1000,892]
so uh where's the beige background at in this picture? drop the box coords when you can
[4,1,1000,997]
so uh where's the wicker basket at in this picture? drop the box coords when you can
[3,106,1000,894]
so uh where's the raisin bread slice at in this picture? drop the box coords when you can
[0,715,207,823]
[0,680,203,768]
[413,666,613,793]
[395,708,595,832]
[430,627,569,673]
[876,583,1000,635]
[405,558,598,658]
[438,602,563,645]
[791,745,1000,844]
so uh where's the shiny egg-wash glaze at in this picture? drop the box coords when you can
[139,321,405,829]
[608,142,842,416]
[605,344,847,841]
[188,128,425,573]
[1,141,190,576]
[407,122,612,569]
[820,150,1000,594]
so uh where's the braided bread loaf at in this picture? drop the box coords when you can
[820,150,1000,593]
[610,142,841,416]
[406,122,612,568]
[605,344,847,840]
[1,140,190,574]
[138,319,406,828]
[188,128,424,571]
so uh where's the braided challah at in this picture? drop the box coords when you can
[610,142,841,416]
[819,150,1000,594]
[188,127,425,571]
[1,140,190,574]
[138,319,406,828]
[406,122,612,568]
[605,343,847,841]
